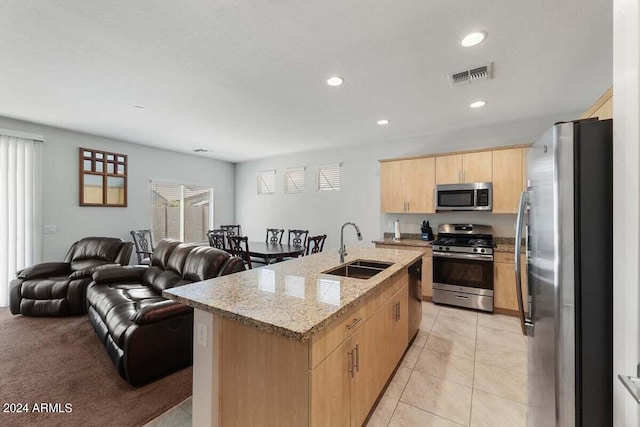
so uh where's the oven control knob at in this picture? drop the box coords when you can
[445,247,449,251]
[473,248,478,253]
[480,249,485,253]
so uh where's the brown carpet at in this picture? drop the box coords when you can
[0,308,192,427]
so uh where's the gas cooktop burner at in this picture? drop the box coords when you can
[433,238,493,248]
[432,224,494,255]
[468,239,491,247]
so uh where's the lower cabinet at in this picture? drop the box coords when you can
[493,252,528,313]
[310,284,409,427]
[310,337,353,427]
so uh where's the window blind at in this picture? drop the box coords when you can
[257,170,276,195]
[316,164,341,191]
[284,167,305,194]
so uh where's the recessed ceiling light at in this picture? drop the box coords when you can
[133,105,145,110]
[470,101,487,108]
[377,119,390,125]
[461,32,486,47]
[326,76,344,86]
[193,148,210,153]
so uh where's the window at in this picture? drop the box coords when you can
[284,167,305,194]
[257,170,276,195]
[151,181,213,243]
[79,147,127,206]
[0,132,43,308]
[316,163,341,191]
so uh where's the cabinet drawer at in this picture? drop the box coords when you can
[310,301,368,369]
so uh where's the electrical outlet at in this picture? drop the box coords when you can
[197,323,207,347]
[44,225,56,234]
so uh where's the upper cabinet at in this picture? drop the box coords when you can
[381,144,528,214]
[462,151,493,183]
[492,148,525,213]
[380,157,435,213]
[435,151,492,184]
[581,87,613,120]
[380,161,406,213]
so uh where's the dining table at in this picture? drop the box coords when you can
[246,241,306,264]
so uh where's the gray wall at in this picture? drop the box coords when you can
[0,115,235,262]
[235,112,580,250]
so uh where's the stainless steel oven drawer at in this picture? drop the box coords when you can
[432,288,494,312]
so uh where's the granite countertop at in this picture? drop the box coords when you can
[374,236,523,253]
[495,244,525,253]
[372,238,433,248]
[163,247,422,342]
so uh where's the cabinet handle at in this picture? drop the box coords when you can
[392,302,397,320]
[347,350,354,377]
[406,201,410,212]
[354,344,360,372]
[345,318,362,330]
[397,301,401,320]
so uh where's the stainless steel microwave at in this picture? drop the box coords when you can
[435,182,493,211]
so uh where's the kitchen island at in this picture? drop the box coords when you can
[164,247,423,427]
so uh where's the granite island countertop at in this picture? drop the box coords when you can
[163,247,422,342]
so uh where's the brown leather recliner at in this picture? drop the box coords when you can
[9,237,133,316]
[86,239,245,386]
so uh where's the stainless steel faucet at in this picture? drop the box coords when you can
[339,222,363,263]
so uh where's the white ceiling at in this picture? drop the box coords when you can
[0,0,612,163]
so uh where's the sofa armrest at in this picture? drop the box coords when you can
[130,300,192,325]
[69,263,122,279]
[92,266,147,283]
[17,262,71,279]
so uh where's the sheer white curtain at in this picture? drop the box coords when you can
[0,133,42,307]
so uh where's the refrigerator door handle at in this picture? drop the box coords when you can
[515,191,532,336]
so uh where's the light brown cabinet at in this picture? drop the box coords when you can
[492,148,525,213]
[380,161,406,213]
[435,151,492,184]
[310,279,411,427]
[380,158,435,213]
[493,251,528,313]
[310,337,352,427]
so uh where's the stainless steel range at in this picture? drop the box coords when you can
[431,224,494,312]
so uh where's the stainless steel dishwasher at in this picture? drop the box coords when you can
[407,258,422,341]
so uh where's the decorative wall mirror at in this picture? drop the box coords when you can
[79,147,128,207]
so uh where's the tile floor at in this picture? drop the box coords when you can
[144,302,527,427]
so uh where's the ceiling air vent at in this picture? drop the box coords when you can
[449,63,493,87]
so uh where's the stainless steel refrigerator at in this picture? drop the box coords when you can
[514,119,613,426]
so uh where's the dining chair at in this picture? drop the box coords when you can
[287,229,309,251]
[207,229,227,251]
[266,228,285,244]
[130,229,154,265]
[306,235,327,255]
[221,224,242,238]
[227,235,253,269]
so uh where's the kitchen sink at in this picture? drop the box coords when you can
[323,259,394,280]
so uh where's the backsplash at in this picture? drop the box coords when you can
[382,233,521,247]
[379,212,518,238]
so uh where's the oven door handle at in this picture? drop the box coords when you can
[432,252,494,261]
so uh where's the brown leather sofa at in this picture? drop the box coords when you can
[86,239,245,386]
[9,237,133,316]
